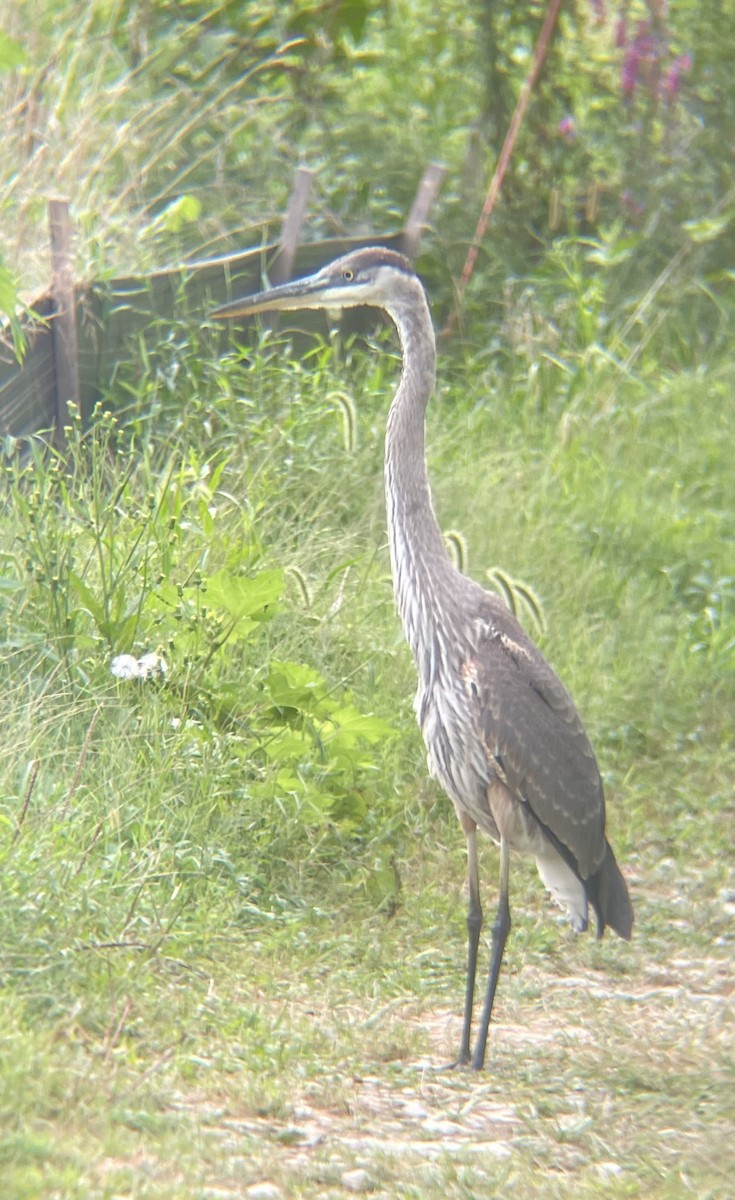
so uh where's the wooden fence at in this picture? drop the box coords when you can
[0,164,445,445]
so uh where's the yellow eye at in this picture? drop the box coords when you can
[342,268,354,282]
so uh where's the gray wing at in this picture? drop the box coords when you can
[471,609,606,879]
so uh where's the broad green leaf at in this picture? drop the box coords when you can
[329,790,368,825]
[267,660,329,714]
[364,862,400,913]
[267,727,313,762]
[0,263,17,314]
[205,568,283,620]
[339,0,374,42]
[325,705,393,747]
[68,572,105,624]
[99,611,140,651]
[0,32,25,72]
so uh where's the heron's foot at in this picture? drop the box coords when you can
[438,1049,476,1072]
[443,1045,488,1072]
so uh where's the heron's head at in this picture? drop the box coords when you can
[211,247,418,322]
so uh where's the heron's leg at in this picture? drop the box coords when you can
[458,823,482,1066]
[471,835,511,1071]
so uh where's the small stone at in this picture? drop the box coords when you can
[422,1117,463,1137]
[597,1162,623,1178]
[341,1168,373,1193]
[245,1185,283,1200]
[401,1099,429,1119]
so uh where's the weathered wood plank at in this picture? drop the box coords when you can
[0,297,56,438]
[270,167,315,286]
[48,198,80,446]
[401,162,446,260]
[0,231,409,438]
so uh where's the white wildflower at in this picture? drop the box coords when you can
[110,652,168,681]
[110,654,141,680]
[137,652,168,679]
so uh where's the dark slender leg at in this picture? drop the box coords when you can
[457,828,482,1066]
[471,837,511,1071]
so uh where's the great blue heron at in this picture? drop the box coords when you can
[212,247,633,1071]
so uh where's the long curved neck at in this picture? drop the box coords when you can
[384,287,459,671]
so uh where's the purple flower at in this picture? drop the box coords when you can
[662,53,693,101]
[621,43,640,96]
[620,21,664,99]
[558,114,577,142]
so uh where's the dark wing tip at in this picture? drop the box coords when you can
[588,840,634,941]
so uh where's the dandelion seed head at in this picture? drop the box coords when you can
[110,652,168,681]
[111,654,141,680]
[138,652,168,679]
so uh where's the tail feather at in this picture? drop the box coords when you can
[587,840,633,940]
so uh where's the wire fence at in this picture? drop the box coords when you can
[0,163,445,445]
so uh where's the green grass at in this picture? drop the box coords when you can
[1,4,734,1193]
[0,316,733,1197]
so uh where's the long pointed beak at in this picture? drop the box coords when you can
[211,273,326,320]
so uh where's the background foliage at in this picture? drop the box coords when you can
[0,2,733,1198]
[2,1,734,309]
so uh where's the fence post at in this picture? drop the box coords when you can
[401,162,446,260]
[48,197,79,447]
[271,167,315,285]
